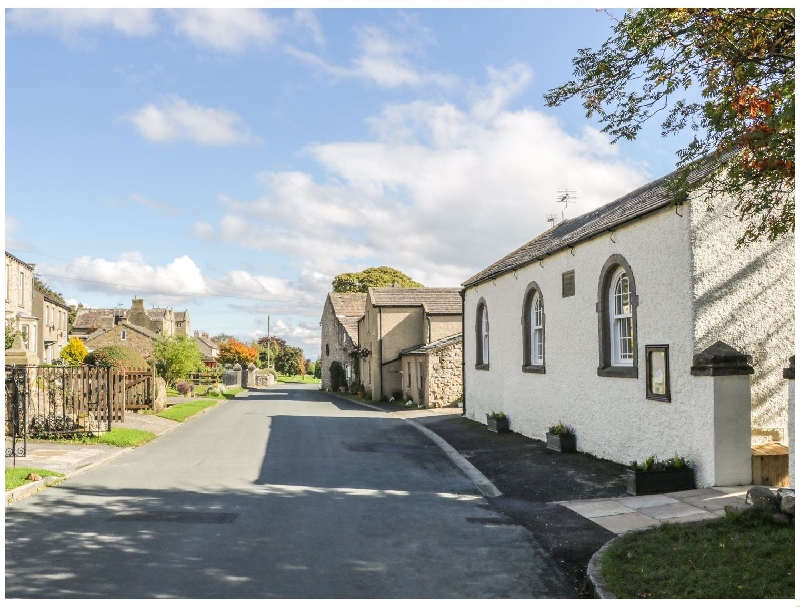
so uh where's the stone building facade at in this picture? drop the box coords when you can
[33,289,70,364]
[400,334,462,408]
[5,251,38,360]
[72,297,189,339]
[83,321,159,361]
[320,292,366,390]
[358,286,462,401]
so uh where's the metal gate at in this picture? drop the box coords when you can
[5,366,28,462]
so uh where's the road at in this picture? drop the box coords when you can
[5,385,569,598]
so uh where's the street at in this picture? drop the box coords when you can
[5,386,570,598]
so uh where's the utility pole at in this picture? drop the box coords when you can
[267,315,271,369]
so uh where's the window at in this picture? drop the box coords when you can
[562,271,575,297]
[522,282,545,373]
[417,362,423,390]
[366,360,371,385]
[475,299,489,369]
[19,271,24,306]
[121,330,127,341]
[407,362,411,388]
[325,343,329,356]
[597,255,638,378]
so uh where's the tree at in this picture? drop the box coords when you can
[68,304,82,334]
[305,358,315,377]
[332,266,423,293]
[217,339,258,367]
[60,337,88,365]
[274,346,304,376]
[544,8,794,245]
[256,336,286,367]
[313,357,322,379]
[154,334,203,386]
[33,276,66,305]
[212,333,236,344]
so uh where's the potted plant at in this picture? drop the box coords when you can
[626,455,694,496]
[486,411,510,433]
[546,422,576,453]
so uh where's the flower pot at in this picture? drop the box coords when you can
[546,432,576,453]
[626,467,695,496]
[486,415,510,433]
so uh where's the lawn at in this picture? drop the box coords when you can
[277,375,320,384]
[6,467,65,491]
[600,512,795,598]
[38,428,156,448]
[221,387,245,399]
[157,399,218,422]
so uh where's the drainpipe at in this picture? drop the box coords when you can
[460,288,466,416]
[378,307,383,401]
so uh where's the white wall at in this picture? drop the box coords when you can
[464,206,729,486]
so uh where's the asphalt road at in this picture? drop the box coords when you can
[5,385,572,599]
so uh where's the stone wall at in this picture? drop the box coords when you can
[320,297,357,391]
[84,325,155,361]
[427,339,463,408]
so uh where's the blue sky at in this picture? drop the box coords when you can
[5,8,693,358]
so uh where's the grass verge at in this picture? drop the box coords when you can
[157,399,218,423]
[6,467,65,491]
[34,428,157,448]
[600,513,794,598]
[221,387,245,399]
[277,375,320,384]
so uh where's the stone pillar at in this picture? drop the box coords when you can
[247,363,257,388]
[784,356,794,488]
[691,341,754,486]
[233,363,243,388]
[5,334,40,366]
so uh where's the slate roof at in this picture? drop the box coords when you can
[147,308,171,320]
[5,251,35,270]
[73,308,127,330]
[462,160,723,288]
[194,333,218,350]
[329,293,367,319]
[368,287,462,314]
[84,321,159,343]
[175,311,187,322]
[400,333,462,356]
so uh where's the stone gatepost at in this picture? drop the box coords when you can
[691,341,754,486]
[233,363,243,388]
[247,363,257,388]
[784,356,794,488]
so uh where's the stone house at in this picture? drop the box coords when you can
[399,333,463,408]
[358,287,462,403]
[33,289,70,363]
[462,163,794,488]
[5,251,39,360]
[72,297,188,339]
[320,292,367,390]
[83,321,159,361]
[193,331,219,367]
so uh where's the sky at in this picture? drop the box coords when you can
[4,7,696,359]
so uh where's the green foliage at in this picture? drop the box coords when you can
[274,345,304,376]
[154,334,203,387]
[157,399,218,422]
[313,357,322,379]
[5,321,21,350]
[84,346,148,370]
[332,266,424,293]
[217,339,258,367]
[33,276,66,304]
[6,467,64,491]
[548,422,575,435]
[59,337,88,366]
[67,304,81,334]
[629,454,690,472]
[329,360,346,391]
[545,8,795,245]
[487,411,507,420]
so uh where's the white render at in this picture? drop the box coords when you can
[464,190,794,488]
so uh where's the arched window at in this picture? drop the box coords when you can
[475,300,489,369]
[522,283,545,373]
[597,255,638,378]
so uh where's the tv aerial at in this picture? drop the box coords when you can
[546,214,558,228]
[557,188,577,220]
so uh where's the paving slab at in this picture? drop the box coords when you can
[591,512,659,534]
[618,494,678,509]
[679,493,749,512]
[561,500,636,518]
[638,501,708,520]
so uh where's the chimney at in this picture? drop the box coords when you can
[194,330,199,337]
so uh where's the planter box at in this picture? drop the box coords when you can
[626,467,695,496]
[546,432,576,453]
[486,415,510,433]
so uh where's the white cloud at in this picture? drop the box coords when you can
[285,21,456,89]
[194,64,649,289]
[7,9,157,47]
[5,217,33,251]
[293,9,324,47]
[125,95,262,146]
[129,194,180,215]
[169,8,280,54]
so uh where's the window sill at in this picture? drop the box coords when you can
[475,363,490,371]
[522,364,545,374]
[597,365,637,378]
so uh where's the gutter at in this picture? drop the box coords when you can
[378,307,383,401]
[460,288,466,416]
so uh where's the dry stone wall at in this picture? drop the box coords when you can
[426,339,462,408]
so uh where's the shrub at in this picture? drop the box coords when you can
[487,411,507,420]
[84,346,148,370]
[548,422,575,435]
[60,337,88,366]
[329,361,346,391]
[176,381,193,396]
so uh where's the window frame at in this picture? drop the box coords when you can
[597,255,638,378]
[522,281,546,373]
[475,298,490,370]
